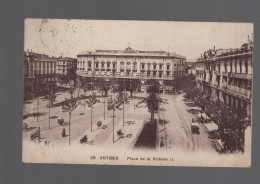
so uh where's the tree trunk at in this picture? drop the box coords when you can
[48,99,50,129]
[113,109,114,143]
[151,103,154,123]
[37,96,39,122]
[91,106,93,132]
[123,103,124,127]
[69,111,71,145]
[104,99,106,120]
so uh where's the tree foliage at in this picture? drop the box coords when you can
[183,87,251,153]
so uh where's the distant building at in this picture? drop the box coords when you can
[186,61,197,75]
[56,57,77,75]
[24,50,58,94]
[195,39,253,116]
[76,46,186,92]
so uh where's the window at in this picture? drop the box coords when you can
[230,61,232,72]
[102,63,104,68]
[240,61,242,73]
[153,64,156,70]
[147,71,150,77]
[113,63,116,68]
[167,65,170,70]
[245,62,248,74]
[133,63,137,70]
[148,65,151,70]
[96,63,99,68]
[107,63,110,68]
[224,63,227,72]
[159,72,162,78]
[159,64,163,70]
[120,62,124,69]
[153,71,156,76]
[142,64,145,70]
[167,72,169,77]
[88,63,91,68]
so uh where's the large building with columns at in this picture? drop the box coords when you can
[76,47,186,89]
[196,39,253,116]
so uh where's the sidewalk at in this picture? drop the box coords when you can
[195,112,223,148]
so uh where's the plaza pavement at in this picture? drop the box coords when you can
[23,90,220,153]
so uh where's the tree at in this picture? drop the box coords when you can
[145,79,160,94]
[58,74,69,86]
[93,78,110,97]
[32,78,43,122]
[116,92,130,127]
[137,93,168,123]
[45,82,57,129]
[85,94,98,132]
[129,79,141,97]
[107,98,121,143]
[61,100,77,145]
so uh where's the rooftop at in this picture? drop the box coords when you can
[77,47,186,59]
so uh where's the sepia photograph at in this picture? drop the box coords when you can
[22,19,253,167]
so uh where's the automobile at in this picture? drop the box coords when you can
[191,122,200,134]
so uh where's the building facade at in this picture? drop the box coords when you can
[56,57,77,75]
[24,50,58,94]
[196,40,253,116]
[76,47,186,91]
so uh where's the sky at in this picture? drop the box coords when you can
[24,19,253,60]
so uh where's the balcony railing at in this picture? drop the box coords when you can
[202,80,210,86]
[222,85,251,99]
[230,73,252,80]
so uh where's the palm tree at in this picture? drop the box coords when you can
[107,98,121,143]
[116,92,129,127]
[61,100,77,145]
[85,94,98,132]
[45,82,56,129]
[137,93,168,123]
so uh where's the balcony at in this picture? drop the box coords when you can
[221,85,251,99]
[106,68,111,71]
[222,72,229,77]
[215,71,220,75]
[202,80,211,86]
[212,83,220,89]
[112,68,116,71]
[101,68,105,71]
[230,73,252,80]
[141,69,145,72]
[95,68,99,71]
[126,68,131,71]
[88,68,92,71]
[120,68,125,72]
